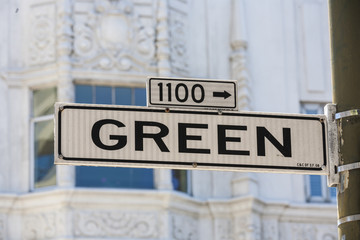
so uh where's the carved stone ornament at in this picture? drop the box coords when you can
[215,219,234,240]
[73,0,156,72]
[56,0,74,60]
[292,224,317,240]
[234,215,261,240]
[29,3,56,66]
[169,6,189,76]
[22,212,61,240]
[74,210,159,238]
[262,218,278,240]
[172,214,198,240]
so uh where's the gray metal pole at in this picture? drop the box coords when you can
[328,0,360,239]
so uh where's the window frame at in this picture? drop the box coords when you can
[74,84,145,105]
[305,175,336,203]
[172,169,192,195]
[29,86,57,191]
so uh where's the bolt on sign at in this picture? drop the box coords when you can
[147,77,238,110]
[55,103,328,175]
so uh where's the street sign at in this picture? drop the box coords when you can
[147,77,238,110]
[55,103,328,175]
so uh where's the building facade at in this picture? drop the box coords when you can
[0,0,337,239]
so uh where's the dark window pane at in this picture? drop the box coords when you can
[33,87,57,117]
[305,109,318,114]
[95,86,112,104]
[75,85,93,104]
[310,175,322,197]
[131,168,154,188]
[76,166,154,189]
[34,120,56,188]
[172,170,188,193]
[134,88,146,106]
[115,87,132,105]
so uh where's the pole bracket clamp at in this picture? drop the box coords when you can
[335,109,360,120]
[338,162,360,173]
[338,214,360,226]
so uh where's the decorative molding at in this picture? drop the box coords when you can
[56,0,75,103]
[28,3,56,66]
[230,0,251,110]
[171,214,198,240]
[156,0,171,76]
[0,189,338,240]
[262,218,278,240]
[72,0,156,74]
[22,212,60,240]
[74,210,159,238]
[169,2,189,76]
[57,0,73,62]
[234,214,261,240]
[291,223,317,240]
[214,219,233,240]
[56,0,75,191]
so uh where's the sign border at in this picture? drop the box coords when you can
[57,104,327,173]
[147,77,238,110]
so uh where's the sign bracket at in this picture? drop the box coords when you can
[325,104,340,187]
[325,104,360,187]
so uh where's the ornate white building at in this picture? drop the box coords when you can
[0,0,337,239]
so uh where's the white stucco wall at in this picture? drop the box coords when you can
[0,0,337,239]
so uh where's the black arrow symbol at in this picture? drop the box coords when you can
[213,90,231,99]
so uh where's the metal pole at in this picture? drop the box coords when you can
[328,1,360,239]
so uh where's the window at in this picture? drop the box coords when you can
[302,103,336,202]
[172,170,191,194]
[306,175,336,202]
[75,84,153,189]
[31,87,57,189]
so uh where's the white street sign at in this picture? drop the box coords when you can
[55,103,328,175]
[147,77,238,110]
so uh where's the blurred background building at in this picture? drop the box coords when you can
[0,0,337,239]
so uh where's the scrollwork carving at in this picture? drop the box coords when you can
[29,4,56,66]
[72,0,156,73]
[169,4,189,76]
[172,214,198,240]
[155,0,171,76]
[234,215,261,240]
[22,212,57,240]
[74,210,159,238]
